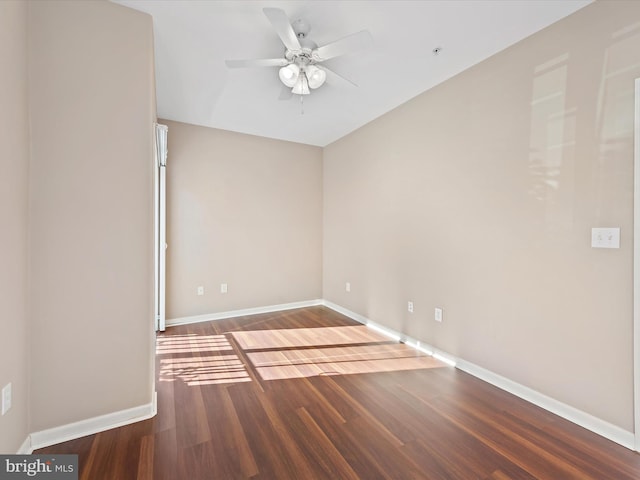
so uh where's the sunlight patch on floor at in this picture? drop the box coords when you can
[156,333,233,354]
[158,354,251,386]
[157,333,250,385]
[157,326,448,386]
[232,326,448,381]
[232,325,392,350]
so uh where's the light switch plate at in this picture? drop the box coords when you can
[591,228,620,249]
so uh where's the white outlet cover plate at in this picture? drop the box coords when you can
[435,307,443,322]
[591,227,620,249]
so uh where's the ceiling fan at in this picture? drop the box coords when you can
[225,8,372,97]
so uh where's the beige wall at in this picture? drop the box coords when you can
[163,121,323,320]
[324,0,640,431]
[28,0,155,431]
[0,1,30,453]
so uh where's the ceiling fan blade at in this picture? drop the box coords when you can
[263,8,301,52]
[322,66,358,88]
[225,58,289,68]
[313,30,372,61]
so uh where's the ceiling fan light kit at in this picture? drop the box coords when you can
[278,63,326,94]
[305,65,326,89]
[291,73,310,95]
[279,63,300,87]
[225,7,372,98]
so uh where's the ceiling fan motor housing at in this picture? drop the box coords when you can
[292,18,311,38]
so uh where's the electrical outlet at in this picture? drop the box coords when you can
[197,286,204,296]
[2,383,12,415]
[408,301,414,313]
[220,283,228,294]
[591,227,620,249]
[435,307,443,322]
[345,282,351,292]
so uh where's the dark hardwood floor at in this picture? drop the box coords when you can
[37,306,640,479]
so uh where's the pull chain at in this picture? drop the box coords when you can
[300,94,304,115]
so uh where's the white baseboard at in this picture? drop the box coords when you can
[21,300,634,453]
[322,300,457,365]
[166,299,324,327]
[28,393,157,453]
[454,359,636,450]
[322,300,371,327]
[16,436,31,454]
[321,300,636,451]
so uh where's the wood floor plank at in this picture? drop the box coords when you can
[226,384,304,479]
[80,428,122,479]
[198,384,259,478]
[296,383,389,479]
[78,436,98,480]
[323,375,405,448]
[136,434,154,480]
[33,306,640,479]
[151,428,178,480]
[429,393,602,479]
[365,377,513,478]
[293,406,360,480]
[219,386,260,478]
[339,414,426,479]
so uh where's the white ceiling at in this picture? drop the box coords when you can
[114,0,592,147]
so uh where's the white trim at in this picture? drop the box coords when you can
[19,299,636,452]
[321,300,636,450]
[634,77,640,451]
[455,358,635,450]
[27,300,630,452]
[322,300,457,365]
[16,436,31,454]
[166,299,323,327]
[154,123,168,332]
[28,399,156,452]
[152,390,158,416]
[321,300,371,326]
